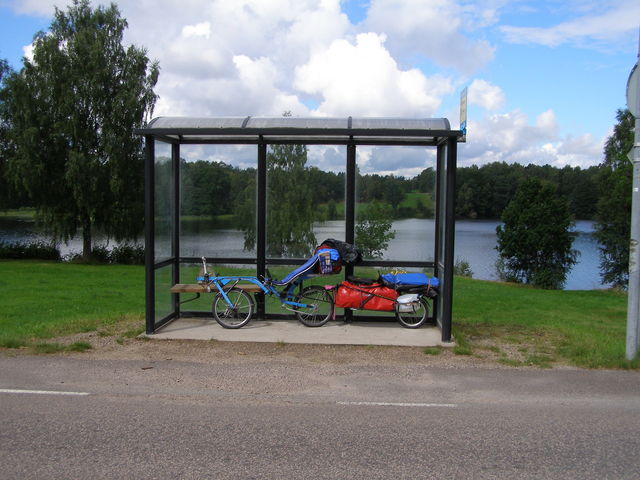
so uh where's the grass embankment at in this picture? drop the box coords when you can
[0,261,144,351]
[0,260,634,369]
[399,191,433,211]
[0,208,36,219]
[453,276,633,369]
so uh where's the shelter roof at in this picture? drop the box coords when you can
[136,116,462,146]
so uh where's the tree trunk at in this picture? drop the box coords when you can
[82,220,92,262]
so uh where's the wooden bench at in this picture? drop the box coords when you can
[170,283,263,294]
[171,283,263,307]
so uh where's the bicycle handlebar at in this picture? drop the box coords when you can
[201,256,208,275]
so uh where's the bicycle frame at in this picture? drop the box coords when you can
[198,257,334,330]
[206,274,313,311]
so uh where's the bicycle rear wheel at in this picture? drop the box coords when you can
[213,288,253,329]
[395,297,430,328]
[294,285,334,327]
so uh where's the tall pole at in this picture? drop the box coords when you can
[626,28,640,361]
[344,143,356,323]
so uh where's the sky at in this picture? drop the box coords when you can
[0,0,638,176]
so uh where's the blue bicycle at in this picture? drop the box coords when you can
[198,256,336,329]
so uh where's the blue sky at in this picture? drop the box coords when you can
[0,0,638,174]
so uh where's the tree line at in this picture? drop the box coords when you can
[455,162,600,220]
[8,149,607,224]
[169,158,603,222]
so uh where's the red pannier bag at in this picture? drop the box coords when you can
[334,281,398,311]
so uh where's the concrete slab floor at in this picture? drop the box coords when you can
[143,317,449,347]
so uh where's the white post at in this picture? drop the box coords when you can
[626,29,640,361]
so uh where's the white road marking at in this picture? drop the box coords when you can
[338,401,456,407]
[0,388,89,396]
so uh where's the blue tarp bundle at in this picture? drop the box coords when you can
[380,273,439,289]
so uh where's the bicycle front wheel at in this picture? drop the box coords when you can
[213,288,253,329]
[395,297,430,329]
[294,285,334,327]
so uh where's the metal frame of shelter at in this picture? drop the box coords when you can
[137,116,462,342]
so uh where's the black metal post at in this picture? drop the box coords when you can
[432,143,445,326]
[256,141,267,319]
[441,138,457,342]
[172,142,180,318]
[434,143,444,278]
[344,143,356,322]
[144,136,155,334]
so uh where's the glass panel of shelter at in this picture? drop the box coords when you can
[265,144,346,316]
[435,142,449,328]
[154,141,173,264]
[177,144,258,314]
[351,145,437,319]
[154,264,174,323]
[151,140,175,326]
[353,145,437,263]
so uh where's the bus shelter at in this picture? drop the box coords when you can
[137,116,462,342]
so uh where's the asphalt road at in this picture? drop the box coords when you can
[1,355,639,479]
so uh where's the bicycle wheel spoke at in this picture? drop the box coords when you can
[213,288,253,329]
[294,286,333,327]
[396,297,429,328]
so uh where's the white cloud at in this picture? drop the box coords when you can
[468,79,505,111]
[363,0,496,74]
[535,109,558,137]
[115,0,351,117]
[458,0,507,30]
[554,133,603,165]
[163,30,229,80]
[22,43,35,63]
[500,0,640,47]
[232,55,310,116]
[179,144,258,169]
[233,55,278,92]
[284,0,352,56]
[182,22,211,39]
[361,146,435,177]
[294,33,453,117]
[307,145,347,172]
[459,108,603,168]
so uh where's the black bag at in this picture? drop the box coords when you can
[319,238,362,266]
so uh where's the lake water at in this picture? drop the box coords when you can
[0,217,604,290]
[316,219,604,290]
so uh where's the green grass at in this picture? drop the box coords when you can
[0,260,144,348]
[423,346,442,355]
[67,341,92,352]
[121,327,145,338]
[399,191,433,211]
[31,341,92,354]
[452,276,635,369]
[0,260,636,369]
[33,342,67,354]
[0,208,36,219]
